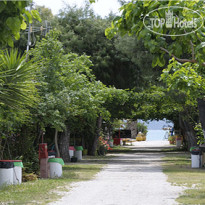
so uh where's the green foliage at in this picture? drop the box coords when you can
[0,1,41,47]
[106,0,205,69]
[105,0,205,141]
[31,30,110,133]
[137,122,148,135]
[35,5,53,21]
[112,119,124,130]
[0,48,36,159]
[0,49,37,108]
[194,123,205,145]
[161,59,205,106]
[57,5,158,90]
[168,135,176,144]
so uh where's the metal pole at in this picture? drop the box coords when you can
[45,20,48,35]
[26,4,32,60]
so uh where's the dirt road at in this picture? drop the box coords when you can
[51,141,184,205]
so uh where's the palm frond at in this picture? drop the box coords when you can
[0,49,37,109]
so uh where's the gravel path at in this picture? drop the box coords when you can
[51,141,184,205]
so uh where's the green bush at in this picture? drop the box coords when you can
[168,135,176,144]
[137,122,148,135]
[194,123,205,145]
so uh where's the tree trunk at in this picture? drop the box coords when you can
[0,136,2,159]
[59,124,70,162]
[89,115,102,156]
[130,120,137,139]
[54,129,60,158]
[198,98,205,138]
[179,115,197,150]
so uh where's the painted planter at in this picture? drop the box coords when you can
[0,161,14,187]
[191,154,200,168]
[176,139,182,147]
[69,146,76,158]
[113,138,123,146]
[74,146,83,160]
[13,160,23,185]
[48,158,64,178]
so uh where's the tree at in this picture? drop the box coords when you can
[56,5,159,90]
[105,0,205,146]
[31,30,112,160]
[0,2,41,159]
[106,1,205,67]
[0,49,38,159]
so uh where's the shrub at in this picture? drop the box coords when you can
[137,122,148,135]
[168,135,176,144]
[22,173,38,182]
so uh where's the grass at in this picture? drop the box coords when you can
[161,146,187,152]
[0,163,104,205]
[163,151,205,204]
[108,145,133,153]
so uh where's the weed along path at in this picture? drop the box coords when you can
[51,141,184,205]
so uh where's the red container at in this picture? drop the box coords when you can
[114,138,122,145]
[69,146,76,151]
[0,160,15,162]
[39,143,48,159]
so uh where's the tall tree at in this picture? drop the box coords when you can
[57,5,159,90]
[31,30,113,160]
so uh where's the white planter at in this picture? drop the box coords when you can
[13,166,22,185]
[75,150,82,160]
[191,154,200,168]
[176,140,182,147]
[49,162,62,178]
[0,168,13,187]
[69,150,74,158]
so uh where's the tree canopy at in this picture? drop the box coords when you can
[104,0,205,146]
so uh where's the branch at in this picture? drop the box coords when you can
[159,47,205,67]
[160,47,197,63]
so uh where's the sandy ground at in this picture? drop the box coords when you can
[50,141,184,205]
